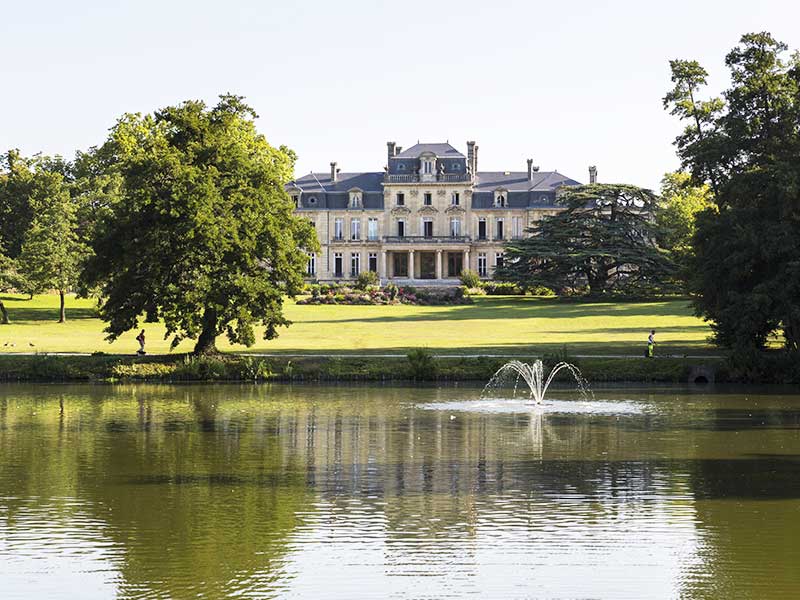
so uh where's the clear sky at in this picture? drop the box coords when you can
[1,0,798,190]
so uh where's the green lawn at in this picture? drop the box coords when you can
[0,293,717,356]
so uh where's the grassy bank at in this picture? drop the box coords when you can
[0,293,716,356]
[0,353,726,384]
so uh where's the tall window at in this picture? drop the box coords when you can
[397,219,406,237]
[423,218,434,238]
[350,253,360,277]
[478,253,487,277]
[334,218,344,240]
[292,195,299,208]
[423,192,432,206]
[396,192,405,206]
[512,216,523,239]
[451,192,460,206]
[334,252,343,277]
[424,161,432,174]
[349,192,362,208]
[306,252,316,276]
[350,218,361,240]
[368,218,378,240]
[496,218,504,240]
[450,218,461,237]
[478,218,487,240]
[368,253,378,273]
[495,252,505,270]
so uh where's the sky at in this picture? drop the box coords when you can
[1,0,799,190]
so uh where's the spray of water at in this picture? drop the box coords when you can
[481,359,593,404]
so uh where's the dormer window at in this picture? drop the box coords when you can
[398,164,406,171]
[494,190,508,208]
[423,161,432,174]
[291,195,299,208]
[308,196,317,205]
[349,190,363,208]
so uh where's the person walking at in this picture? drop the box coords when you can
[136,329,146,355]
[646,329,656,358]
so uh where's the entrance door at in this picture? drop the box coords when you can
[447,252,463,277]
[419,252,436,279]
[393,253,408,277]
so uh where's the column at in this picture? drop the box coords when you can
[409,249,415,279]
[464,249,470,272]
[435,250,442,280]
[380,251,387,280]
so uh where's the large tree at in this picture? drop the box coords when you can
[17,165,86,323]
[0,247,19,324]
[664,32,800,351]
[82,95,317,354]
[496,184,675,297]
[0,150,36,258]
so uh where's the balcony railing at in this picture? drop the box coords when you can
[383,236,472,244]
[384,173,472,183]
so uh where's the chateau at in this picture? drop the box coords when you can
[288,141,592,283]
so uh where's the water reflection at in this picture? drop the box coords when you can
[0,384,799,598]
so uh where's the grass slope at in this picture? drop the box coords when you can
[0,293,715,357]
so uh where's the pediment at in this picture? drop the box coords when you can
[418,205,439,214]
[391,206,411,215]
[445,205,466,214]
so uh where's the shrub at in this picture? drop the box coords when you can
[386,283,399,300]
[460,269,481,288]
[406,347,437,380]
[355,270,379,290]
[528,285,556,297]
[482,282,525,295]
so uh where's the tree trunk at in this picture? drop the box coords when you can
[58,290,66,323]
[193,306,219,355]
[0,300,8,324]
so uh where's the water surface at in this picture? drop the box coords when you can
[1,383,799,599]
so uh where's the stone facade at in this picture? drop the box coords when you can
[287,141,582,284]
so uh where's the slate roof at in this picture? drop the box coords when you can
[474,171,580,192]
[395,143,465,159]
[289,172,385,193]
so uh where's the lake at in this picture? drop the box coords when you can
[1,383,799,599]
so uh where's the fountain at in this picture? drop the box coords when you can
[481,359,593,404]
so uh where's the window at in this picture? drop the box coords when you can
[496,218,504,240]
[451,192,460,206]
[308,196,317,205]
[334,218,344,240]
[447,253,463,278]
[306,252,316,276]
[334,252,343,278]
[424,161,432,174]
[423,218,433,238]
[398,164,406,171]
[397,219,406,237]
[478,218,487,240]
[292,195,299,208]
[495,252,505,270]
[368,218,378,240]
[350,218,361,240]
[450,218,461,237]
[478,253,487,277]
[350,253,360,277]
[452,162,460,171]
[368,252,378,273]
[423,192,432,206]
[494,191,507,207]
[349,192,362,208]
[512,216,523,239]
[396,192,405,206]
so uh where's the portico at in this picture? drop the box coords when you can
[382,245,471,282]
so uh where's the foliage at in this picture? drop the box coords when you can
[481,282,524,295]
[355,270,379,290]
[496,184,677,297]
[16,164,87,322]
[460,269,481,288]
[81,95,318,354]
[0,151,36,258]
[406,347,437,380]
[297,283,471,306]
[664,32,800,351]
[0,248,20,324]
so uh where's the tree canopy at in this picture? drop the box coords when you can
[495,184,675,297]
[664,32,800,351]
[82,95,318,354]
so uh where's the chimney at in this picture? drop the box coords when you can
[473,144,479,174]
[466,140,475,173]
[330,161,338,183]
[527,159,534,181]
[395,146,402,155]
[387,141,396,166]
[589,165,597,184]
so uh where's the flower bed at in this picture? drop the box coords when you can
[297,283,472,306]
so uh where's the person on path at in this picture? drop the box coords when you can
[646,329,656,358]
[136,330,146,355]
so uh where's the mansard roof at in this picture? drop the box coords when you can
[290,172,384,193]
[474,171,580,192]
[395,143,464,158]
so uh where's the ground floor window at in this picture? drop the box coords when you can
[350,253,360,277]
[334,252,343,278]
[307,252,316,276]
[495,252,505,271]
[368,252,378,273]
[447,252,463,277]
[478,252,487,277]
[393,253,408,277]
